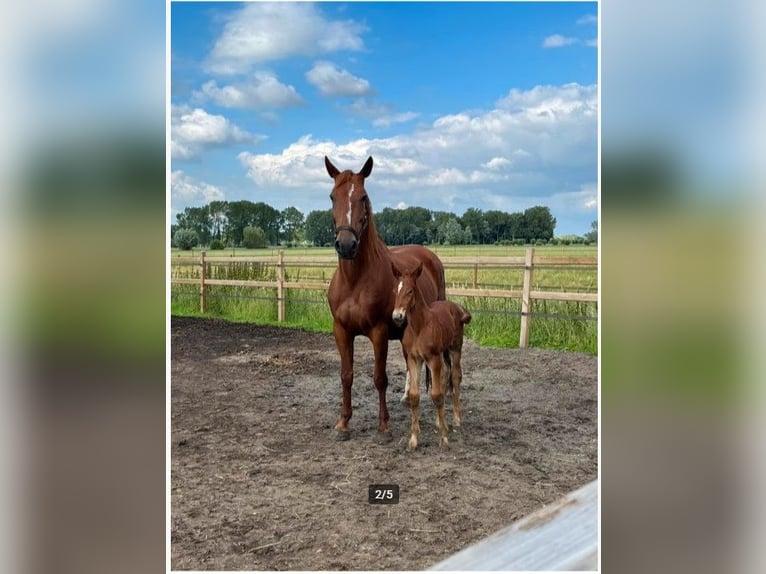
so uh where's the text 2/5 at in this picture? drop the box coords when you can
[368,484,399,504]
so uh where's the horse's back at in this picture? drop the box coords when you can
[390,244,446,301]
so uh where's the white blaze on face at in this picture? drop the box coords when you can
[392,281,406,321]
[346,183,354,225]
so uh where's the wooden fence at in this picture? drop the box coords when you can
[429,480,598,570]
[170,247,597,348]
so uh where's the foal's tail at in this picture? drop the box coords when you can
[460,306,472,325]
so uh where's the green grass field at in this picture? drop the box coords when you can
[171,244,598,354]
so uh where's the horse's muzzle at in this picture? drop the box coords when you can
[334,230,359,259]
[392,309,406,327]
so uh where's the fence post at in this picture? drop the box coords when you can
[473,263,478,289]
[519,246,535,348]
[199,250,207,314]
[277,249,285,322]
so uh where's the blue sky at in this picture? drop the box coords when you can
[171,1,598,236]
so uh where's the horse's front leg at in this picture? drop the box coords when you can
[333,322,354,438]
[406,356,422,449]
[400,347,427,407]
[370,324,392,439]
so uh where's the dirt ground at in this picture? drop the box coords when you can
[171,316,597,571]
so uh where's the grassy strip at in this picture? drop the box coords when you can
[171,283,596,354]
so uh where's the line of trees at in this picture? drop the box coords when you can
[171,200,573,249]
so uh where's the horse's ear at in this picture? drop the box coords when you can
[414,261,424,278]
[359,156,373,178]
[325,156,340,179]
[391,261,401,279]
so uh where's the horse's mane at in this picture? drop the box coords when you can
[361,200,391,263]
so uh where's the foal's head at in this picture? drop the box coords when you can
[325,156,374,259]
[391,262,424,327]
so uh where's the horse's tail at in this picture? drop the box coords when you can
[460,306,472,325]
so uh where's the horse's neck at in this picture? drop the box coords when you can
[408,289,432,334]
[338,230,388,283]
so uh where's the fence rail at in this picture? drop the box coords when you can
[170,247,597,348]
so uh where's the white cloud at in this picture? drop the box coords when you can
[193,72,304,109]
[236,83,597,213]
[543,34,579,48]
[373,111,420,128]
[548,182,598,213]
[586,38,598,48]
[205,3,366,74]
[346,97,391,117]
[171,105,263,160]
[306,61,373,97]
[483,157,511,170]
[577,14,598,25]
[171,171,225,202]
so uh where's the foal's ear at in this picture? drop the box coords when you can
[391,261,402,279]
[359,156,373,178]
[325,156,340,179]
[414,261,424,278]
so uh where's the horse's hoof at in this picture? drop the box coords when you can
[334,430,351,442]
[375,431,393,445]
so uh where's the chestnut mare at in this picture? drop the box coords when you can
[325,156,446,441]
[391,261,471,449]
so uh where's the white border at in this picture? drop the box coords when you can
[165,1,601,573]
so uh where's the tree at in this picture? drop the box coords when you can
[507,212,526,241]
[484,210,511,242]
[460,208,489,244]
[304,209,334,246]
[523,206,556,241]
[224,200,255,246]
[242,226,268,249]
[280,206,304,243]
[251,202,281,245]
[173,228,199,250]
[429,211,454,244]
[584,220,598,244]
[176,206,212,245]
[208,200,228,241]
[439,217,467,245]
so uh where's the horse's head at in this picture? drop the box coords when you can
[325,155,374,259]
[391,261,423,327]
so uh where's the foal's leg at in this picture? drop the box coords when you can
[450,348,463,428]
[400,345,410,405]
[428,355,449,447]
[369,324,391,438]
[401,359,427,406]
[406,357,422,449]
[332,321,354,438]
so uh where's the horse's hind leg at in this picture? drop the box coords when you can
[429,356,449,447]
[450,348,463,428]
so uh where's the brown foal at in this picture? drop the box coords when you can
[392,261,471,449]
